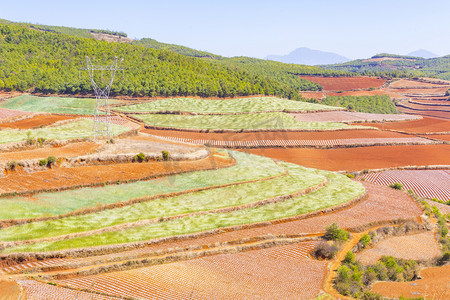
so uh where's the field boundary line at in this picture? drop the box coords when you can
[2,176,327,249]
[0,190,368,260]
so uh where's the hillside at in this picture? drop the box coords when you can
[0,23,328,99]
[266,47,350,65]
[321,53,450,80]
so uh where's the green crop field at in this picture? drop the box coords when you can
[115,97,342,114]
[134,112,363,130]
[0,151,283,220]
[0,95,120,115]
[0,164,325,242]
[1,152,365,253]
[0,119,128,144]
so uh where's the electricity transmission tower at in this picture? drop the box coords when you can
[80,56,123,140]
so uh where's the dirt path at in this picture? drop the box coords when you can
[322,232,365,299]
[0,270,26,299]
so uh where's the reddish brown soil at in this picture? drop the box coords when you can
[355,231,440,265]
[299,91,325,100]
[389,79,448,88]
[353,117,450,134]
[0,279,24,299]
[143,128,406,142]
[299,76,386,91]
[327,90,390,97]
[0,115,76,129]
[0,150,234,194]
[55,241,328,300]
[242,144,450,172]
[397,108,450,120]
[0,142,99,163]
[372,265,450,299]
[425,134,450,141]
[402,102,450,112]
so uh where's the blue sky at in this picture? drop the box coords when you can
[1,0,449,59]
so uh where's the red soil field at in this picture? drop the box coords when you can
[388,79,448,89]
[401,102,450,112]
[0,142,99,163]
[396,107,450,120]
[371,265,450,299]
[0,108,34,122]
[299,91,325,100]
[242,144,450,172]
[360,170,450,201]
[424,199,450,214]
[0,114,76,129]
[0,149,234,194]
[327,89,391,97]
[56,242,328,299]
[3,182,422,276]
[17,279,115,300]
[353,117,450,134]
[143,128,407,142]
[355,231,441,265]
[0,279,24,299]
[299,76,386,91]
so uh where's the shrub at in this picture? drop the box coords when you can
[360,234,371,248]
[324,223,349,241]
[26,131,35,145]
[343,251,355,264]
[133,152,145,163]
[360,292,383,300]
[312,242,338,260]
[37,137,46,146]
[162,150,169,161]
[47,156,57,167]
[39,158,48,166]
[7,161,18,171]
[389,182,403,190]
[345,173,355,179]
[437,252,450,266]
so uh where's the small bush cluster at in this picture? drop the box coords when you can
[334,255,420,298]
[162,150,169,161]
[324,223,350,242]
[39,156,57,168]
[7,161,18,171]
[312,242,338,260]
[133,152,146,163]
[389,182,403,190]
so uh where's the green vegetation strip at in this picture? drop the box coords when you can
[0,119,127,144]
[116,97,340,114]
[0,164,325,242]
[321,95,397,114]
[0,152,283,220]
[0,95,120,115]
[3,165,365,252]
[135,112,361,130]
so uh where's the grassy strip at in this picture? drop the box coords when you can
[0,95,119,115]
[134,112,360,130]
[4,168,365,252]
[115,97,340,114]
[0,164,325,242]
[0,151,283,220]
[0,119,127,144]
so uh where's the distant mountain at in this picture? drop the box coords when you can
[407,49,438,59]
[265,47,350,66]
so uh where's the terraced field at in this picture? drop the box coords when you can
[0,119,129,145]
[115,96,341,114]
[355,231,441,265]
[0,95,121,115]
[135,112,364,131]
[54,241,328,299]
[360,169,450,201]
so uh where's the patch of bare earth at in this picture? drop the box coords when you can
[355,231,441,265]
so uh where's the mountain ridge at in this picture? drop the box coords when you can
[266,47,350,66]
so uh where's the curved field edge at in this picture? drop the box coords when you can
[2,167,365,253]
[0,151,281,221]
[133,112,369,131]
[0,163,326,243]
[113,96,342,114]
[0,95,121,115]
[0,119,128,145]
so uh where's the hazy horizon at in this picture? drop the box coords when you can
[1,0,449,59]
